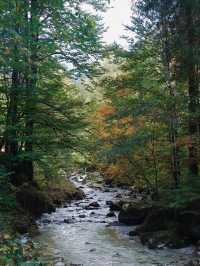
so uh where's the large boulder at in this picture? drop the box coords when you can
[136,207,176,233]
[118,202,151,225]
[11,210,38,235]
[47,186,85,206]
[140,230,189,249]
[110,201,125,211]
[177,210,200,242]
[16,184,55,217]
[106,211,116,218]
[136,200,200,247]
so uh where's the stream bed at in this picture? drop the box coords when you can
[34,174,195,266]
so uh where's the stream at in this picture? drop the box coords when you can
[34,173,194,266]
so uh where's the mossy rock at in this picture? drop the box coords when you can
[12,212,38,235]
[136,206,177,233]
[118,202,151,225]
[140,230,189,249]
[16,184,55,217]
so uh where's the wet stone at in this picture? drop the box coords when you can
[89,248,96,252]
[129,230,138,237]
[106,211,116,218]
[63,218,74,224]
[42,219,51,224]
[79,214,86,218]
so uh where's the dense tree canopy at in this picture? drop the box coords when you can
[0,0,109,185]
[89,0,200,201]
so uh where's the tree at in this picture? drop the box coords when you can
[0,0,109,185]
[130,0,200,181]
[90,0,200,194]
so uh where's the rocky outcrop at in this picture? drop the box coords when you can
[12,212,38,235]
[139,230,189,249]
[177,210,200,242]
[16,184,55,218]
[48,187,85,206]
[118,202,151,225]
[136,207,176,233]
[14,179,85,234]
[119,198,200,249]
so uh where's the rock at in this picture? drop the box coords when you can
[13,214,38,235]
[89,248,96,252]
[73,190,85,200]
[137,206,200,243]
[139,230,189,249]
[63,218,74,224]
[110,201,124,211]
[118,202,150,225]
[186,260,200,266]
[177,211,200,242]
[106,201,113,206]
[79,214,86,218]
[136,207,175,233]
[129,230,138,237]
[53,220,63,225]
[85,242,92,245]
[88,202,100,209]
[106,221,120,227]
[42,218,51,224]
[16,184,55,217]
[106,211,116,218]
[115,194,122,199]
[104,178,113,186]
[14,219,31,234]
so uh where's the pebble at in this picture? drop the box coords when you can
[79,214,86,218]
[89,248,96,252]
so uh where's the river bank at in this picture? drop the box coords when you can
[1,171,200,265]
[32,172,198,266]
[0,175,84,265]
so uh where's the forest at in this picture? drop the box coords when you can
[0,0,200,265]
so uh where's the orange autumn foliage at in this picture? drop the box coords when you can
[91,102,139,180]
[104,160,129,178]
[97,104,116,117]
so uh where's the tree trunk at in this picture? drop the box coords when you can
[5,70,19,184]
[160,3,181,187]
[23,0,39,182]
[186,8,199,177]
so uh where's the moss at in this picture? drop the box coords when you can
[45,177,85,205]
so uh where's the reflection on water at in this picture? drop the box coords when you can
[34,176,194,266]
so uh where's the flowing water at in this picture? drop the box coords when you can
[34,174,194,266]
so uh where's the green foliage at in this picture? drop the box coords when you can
[0,172,16,210]
[0,237,41,266]
[89,0,200,200]
[169,179,200,208]
[0,0,109,185]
